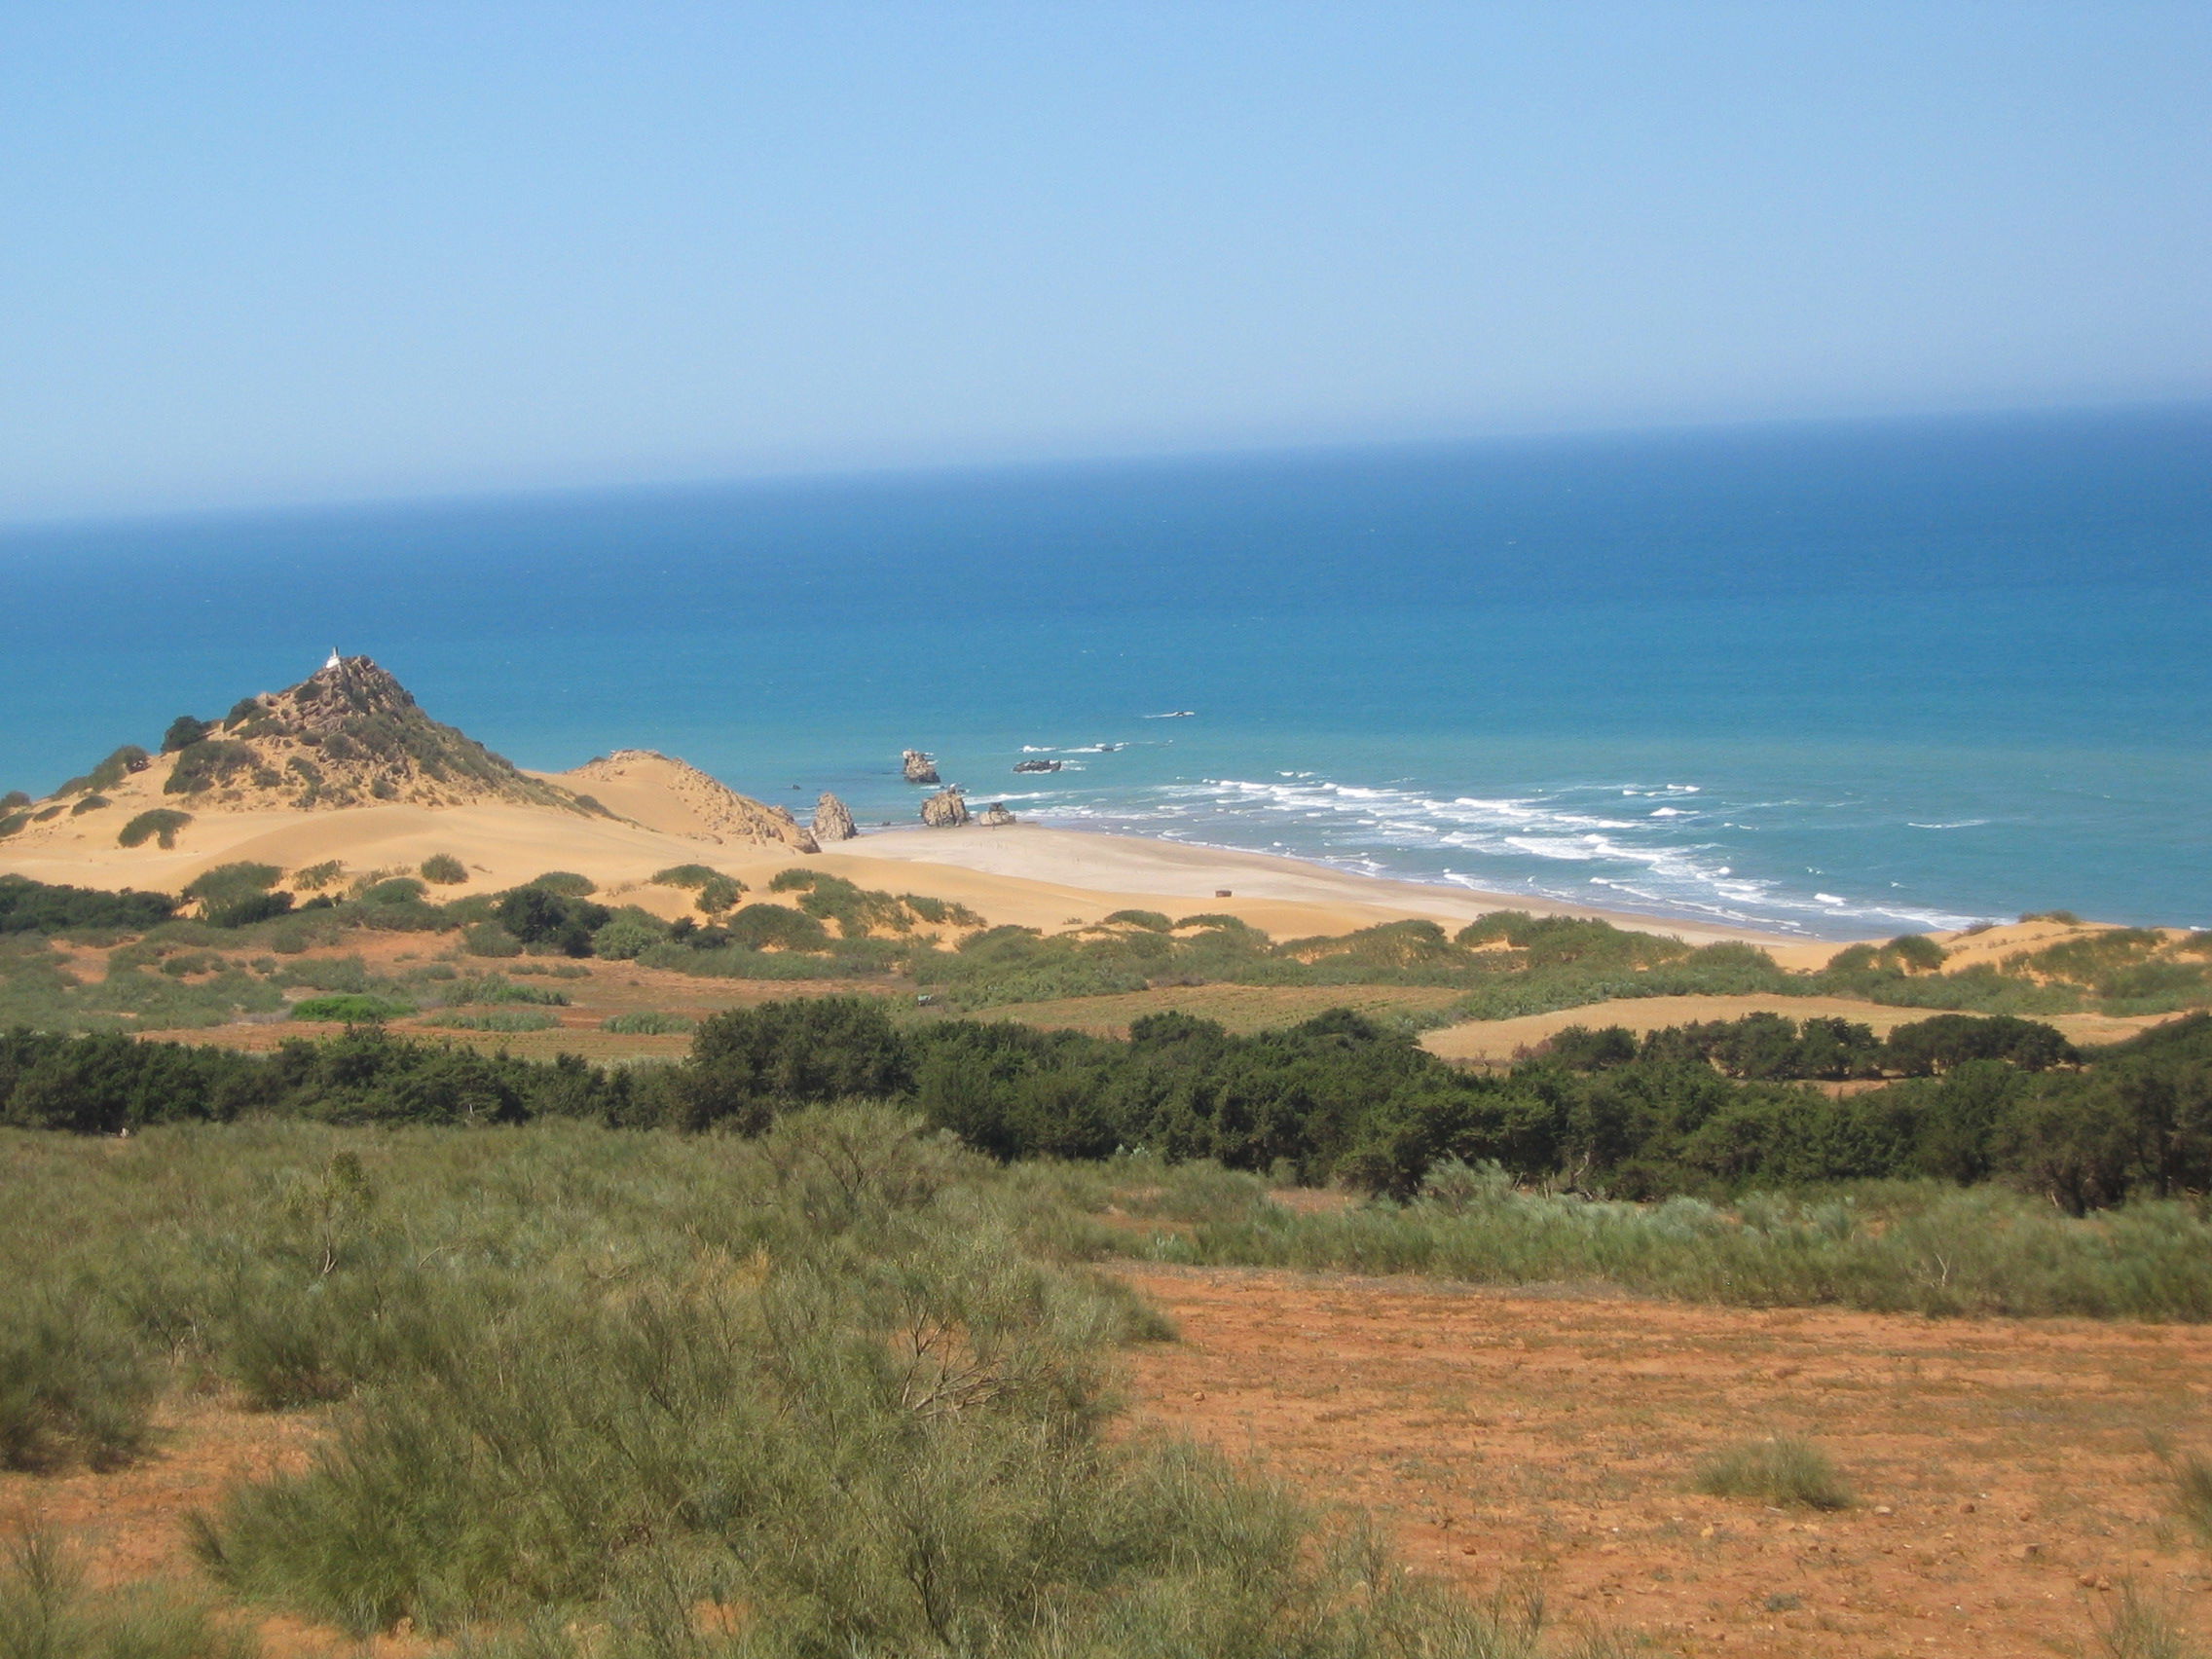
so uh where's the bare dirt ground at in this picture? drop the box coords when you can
[1118,1264,2212,1658]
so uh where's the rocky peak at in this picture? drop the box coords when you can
[902,750,941,785]
[919,787,970,828]
[813,792,858,842]
[163,655,605,814]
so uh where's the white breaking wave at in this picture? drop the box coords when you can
[1011,770,1986,937]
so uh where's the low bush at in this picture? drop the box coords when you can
[0,876,178,936]
[527,871,596,898]
[55,746,151,798]
[184,864,282,906]
[1694,1436,1853,1509]
[164,740,260,796]
[205,893,295,929]
[600,1011,696,1035]
[493,888,608,956]
[69,794,111,816]
[162,715,212,753]
[289,861,345,892]
[0,1293,160,1471]
[164,1111,1542,1656]
[423,1009,560,1033]
[0,1529,253,1659]
[117,809,193,849]
[462,922,522,958]
[587,909,666,960]
[419,855,468,886]
[695,873,744,914]
[649,864,719,890]
[291,995,416,1023]
[446,976,569,1007]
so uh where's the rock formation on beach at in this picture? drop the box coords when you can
[977,801,1016,827]
[920,788,970,828]
[563,751,819,852]
[812,793,858,842]
[144,656,605,815]
[902,750,941,785]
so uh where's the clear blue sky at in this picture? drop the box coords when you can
[3,2,2205,520]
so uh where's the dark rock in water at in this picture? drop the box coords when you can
[1013,758,1061,773]
[813,792,858,842]
[920,787,970,828]
[902,749,941,785]
[978,801,1016,827]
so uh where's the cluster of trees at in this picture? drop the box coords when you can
[1543,1011,2076,1080]
[8,997,2208,1213]
[0,874,177,934]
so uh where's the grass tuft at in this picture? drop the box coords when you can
[1693,1435,1854,1510]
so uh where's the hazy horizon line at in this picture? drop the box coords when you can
[6,391,2207,540]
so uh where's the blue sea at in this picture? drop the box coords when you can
[4,406,2207,940]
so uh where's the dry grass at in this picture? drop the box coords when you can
[1693,1436,1854,1510]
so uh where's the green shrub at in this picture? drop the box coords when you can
[424,1009,560,1033]
[528,871,596,898]
[463,923,523,958]
[55,747,151,798]
[0,813,28,841]
[164,741,259,796]
[289,861,344,892]
[0,876,178,935]
[69,794,111,816]
[419,855,468,886]
[695,873,744,915]
[493,888,609,956]
[162,715,212,754]
[718,903,832,952]
[0,792,27,810]
[1694,1436,1853,1509]
[179,1110,1530,1656]
[0,1293,159,1471]
[0,1528,254,1659]
[291,995,415,1023]
[600,1012,696,1035]
[649,865,719,890]
[204,893,294,929]
[588,910,667,960]
[184,863,282,905]
[1103,908,1175,932]
[447,976,569,1007]
[117,809,192,849]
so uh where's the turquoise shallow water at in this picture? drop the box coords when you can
[4,406,2207,938]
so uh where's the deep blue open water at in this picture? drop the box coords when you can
[4,405,2206,939]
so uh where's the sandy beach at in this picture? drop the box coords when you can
[1,782,1832,959]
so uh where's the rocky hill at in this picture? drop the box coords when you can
[153,657,607,814]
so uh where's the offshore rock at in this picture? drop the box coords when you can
[902,750,941,785]
[813,792,858,842]
[920,788,970,828]
[977,801,1016,827]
